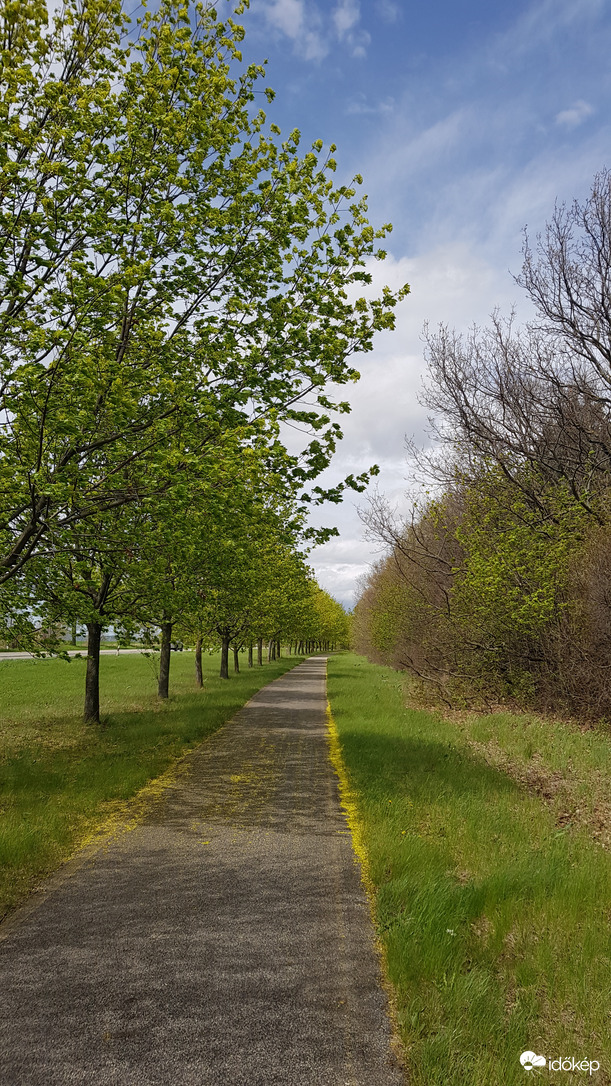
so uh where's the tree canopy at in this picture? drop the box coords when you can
[0,0,393,720]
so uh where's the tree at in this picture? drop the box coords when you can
[356,169,611,716]
[197,501,309,681]
[0,0,407,597]
[421,171,611,524]
[20,501,152,720]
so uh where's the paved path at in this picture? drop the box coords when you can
[0,658,404,1086]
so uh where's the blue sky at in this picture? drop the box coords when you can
[236,0,611,604]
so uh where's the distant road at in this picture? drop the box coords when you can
[0,649,148,661]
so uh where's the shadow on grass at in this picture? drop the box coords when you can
[340,726,578,933]
[0,656,306,916]
[329,656,611,1085]
[340,726,520,803]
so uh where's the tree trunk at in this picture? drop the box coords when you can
[257,637,263,665]
[158,619,172,699]
[248,642,253,667]
[71,618,77,646]
[220,633,230,679]
[195,636,203,688]
[276,639,281,658]
[233,644,240,673]
[84,621,102,724]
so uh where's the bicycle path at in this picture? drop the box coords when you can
[0,657,404,1086]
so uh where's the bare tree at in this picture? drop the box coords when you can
[422,317,611,524]
[354,170,611,713]
[420,171,611,525]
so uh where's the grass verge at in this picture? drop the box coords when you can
[0,650,303,919]
[443,706,611,851]
[327,653,611,1085]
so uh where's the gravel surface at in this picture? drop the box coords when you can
[0,657,405,1086]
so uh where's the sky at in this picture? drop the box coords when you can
[235,0,611,607]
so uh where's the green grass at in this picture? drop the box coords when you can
[0,649,303,918]
[327,653,611,1086]
[446,708,611,849]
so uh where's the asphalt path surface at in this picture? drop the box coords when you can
[0,657,405,1086]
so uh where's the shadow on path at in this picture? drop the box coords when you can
[0,658,404,1086]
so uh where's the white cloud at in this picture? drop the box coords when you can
[555,99,594,128]
[489,0,605,63]
[361,109,469,199]
[256,0,611,605]
[258,0,368,61]
[347,29,371,58]
[306,246,524,604]
[260,0,328,60]
[346,94,395,115]
[376,0,401,23]
[263,0,304,38]
[405,110,468,165]
[301,30,328,62]
[348,76,611,259]
[333,0,360,38]
[332,0,370,57]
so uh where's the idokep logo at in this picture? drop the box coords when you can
[521,1052,546,1071]
[520,1050,601,1075]
[548,1057,600,1075]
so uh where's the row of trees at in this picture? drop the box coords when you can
[355,170,611,720]
[0,0,398,720]
[16,441,349,719]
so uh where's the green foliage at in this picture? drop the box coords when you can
[446,474,588,697]
[455,476,585,647]
[302,583,350,646]
[0,0,407,588]
[0,0,396,714]
[354,470,595,708]
[353,558,417,663]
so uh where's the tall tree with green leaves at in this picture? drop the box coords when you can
[0,0,407,599]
